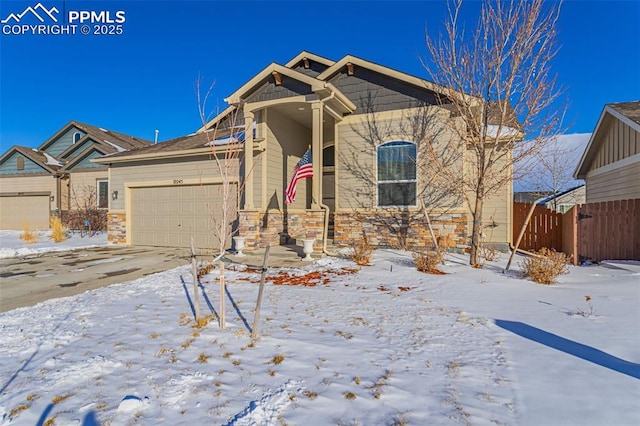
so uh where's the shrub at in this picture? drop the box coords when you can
[350,231,373,266]
[19,221,38,244]
[50,217,67,243]
[413,249,445,274]
[520,248,570,284]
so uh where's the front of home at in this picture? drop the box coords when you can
[96,52,514,253]
[0,122,151,230]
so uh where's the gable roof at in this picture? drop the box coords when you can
[0,145,62,173]
[39,120,152,157]
[574,101,640,178]
[60,145,111,171]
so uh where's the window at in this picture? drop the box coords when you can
[16,156,24,170]
[377,141,417,206]
[323,145,335,167]
[73,132,82,143]
[97,180,108,209]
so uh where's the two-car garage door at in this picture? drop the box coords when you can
[130,184,236,249]
[0,193,51,230]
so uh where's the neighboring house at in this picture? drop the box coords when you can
[96,51,515,251]
[574,101,640,202]
[541,185,586,213]
[0,121,151,230]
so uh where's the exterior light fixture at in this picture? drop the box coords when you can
[112,190,118,200]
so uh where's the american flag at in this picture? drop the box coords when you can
[285,147,313,204]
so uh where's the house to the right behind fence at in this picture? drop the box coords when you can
[574,101,640,202]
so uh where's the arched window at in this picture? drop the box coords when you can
[377,141,417,206]
[73,132,82,143]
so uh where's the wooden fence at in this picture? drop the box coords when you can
[512,202,563,252]
[515,199,640,264]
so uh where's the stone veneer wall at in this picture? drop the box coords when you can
[238,209,326,251]
[333,211,469,250]
[107,212,126,244]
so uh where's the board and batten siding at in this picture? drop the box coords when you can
[585,159,640,203]
[41,127,86,158]
[0,152,48,175]
[245,78,313,105]
[329,68,440,115]
[590,117,639,171]
[265,108,311,210]
[109,156,232,211]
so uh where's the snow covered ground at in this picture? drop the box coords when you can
[0,241,638,425]
[0,230,109,259]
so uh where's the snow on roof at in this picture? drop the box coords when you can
[103,140,127,153]
[43,152,63,166]
[486,125,521,138]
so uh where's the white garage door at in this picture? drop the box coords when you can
[0,193,51,230]
[130,184,237,249]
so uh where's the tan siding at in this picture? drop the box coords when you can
[0,175,56,195]
[109,156,229,211]
[336,121,375,210]
[265,108,311,210]
[586,161,640,202]
[68,170,108,210]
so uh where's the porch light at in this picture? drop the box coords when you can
[112,190,118,201]
[50,195,55,202]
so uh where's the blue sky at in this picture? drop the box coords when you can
[1,0,639,149]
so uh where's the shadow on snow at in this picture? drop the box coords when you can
[495,319,640,379]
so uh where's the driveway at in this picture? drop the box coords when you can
[0,246,187,312]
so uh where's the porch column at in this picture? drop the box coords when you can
[243,112,254,209]
[311,102,323,208]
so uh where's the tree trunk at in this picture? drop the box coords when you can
[469,191,484,266]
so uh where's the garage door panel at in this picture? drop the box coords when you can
[131,184,235,249]
[0,194,50,230]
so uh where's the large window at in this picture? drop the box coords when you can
[97,180,108,209]
[377,141,417,206]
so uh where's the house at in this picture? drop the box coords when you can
[95,52,514,252]
[542,185,586,213]
[0,121,151,230]
[574,101,640,202]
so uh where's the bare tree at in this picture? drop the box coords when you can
[66,184,107,232]
[423,0,565,265]
[196,76,244,257]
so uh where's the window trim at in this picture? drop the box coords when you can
[376,140,417,207]
[97,179,109,209]
[73,132,82,144]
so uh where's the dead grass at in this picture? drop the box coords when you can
[19,222,38,244]
[413,249,445,274]
[9,404,29,419]
[51,393,72,404]
[271,354,285,365]
[50,217,67,243]
[197,353,209,363]
[520,248,570,284]
[350,231,373,266]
